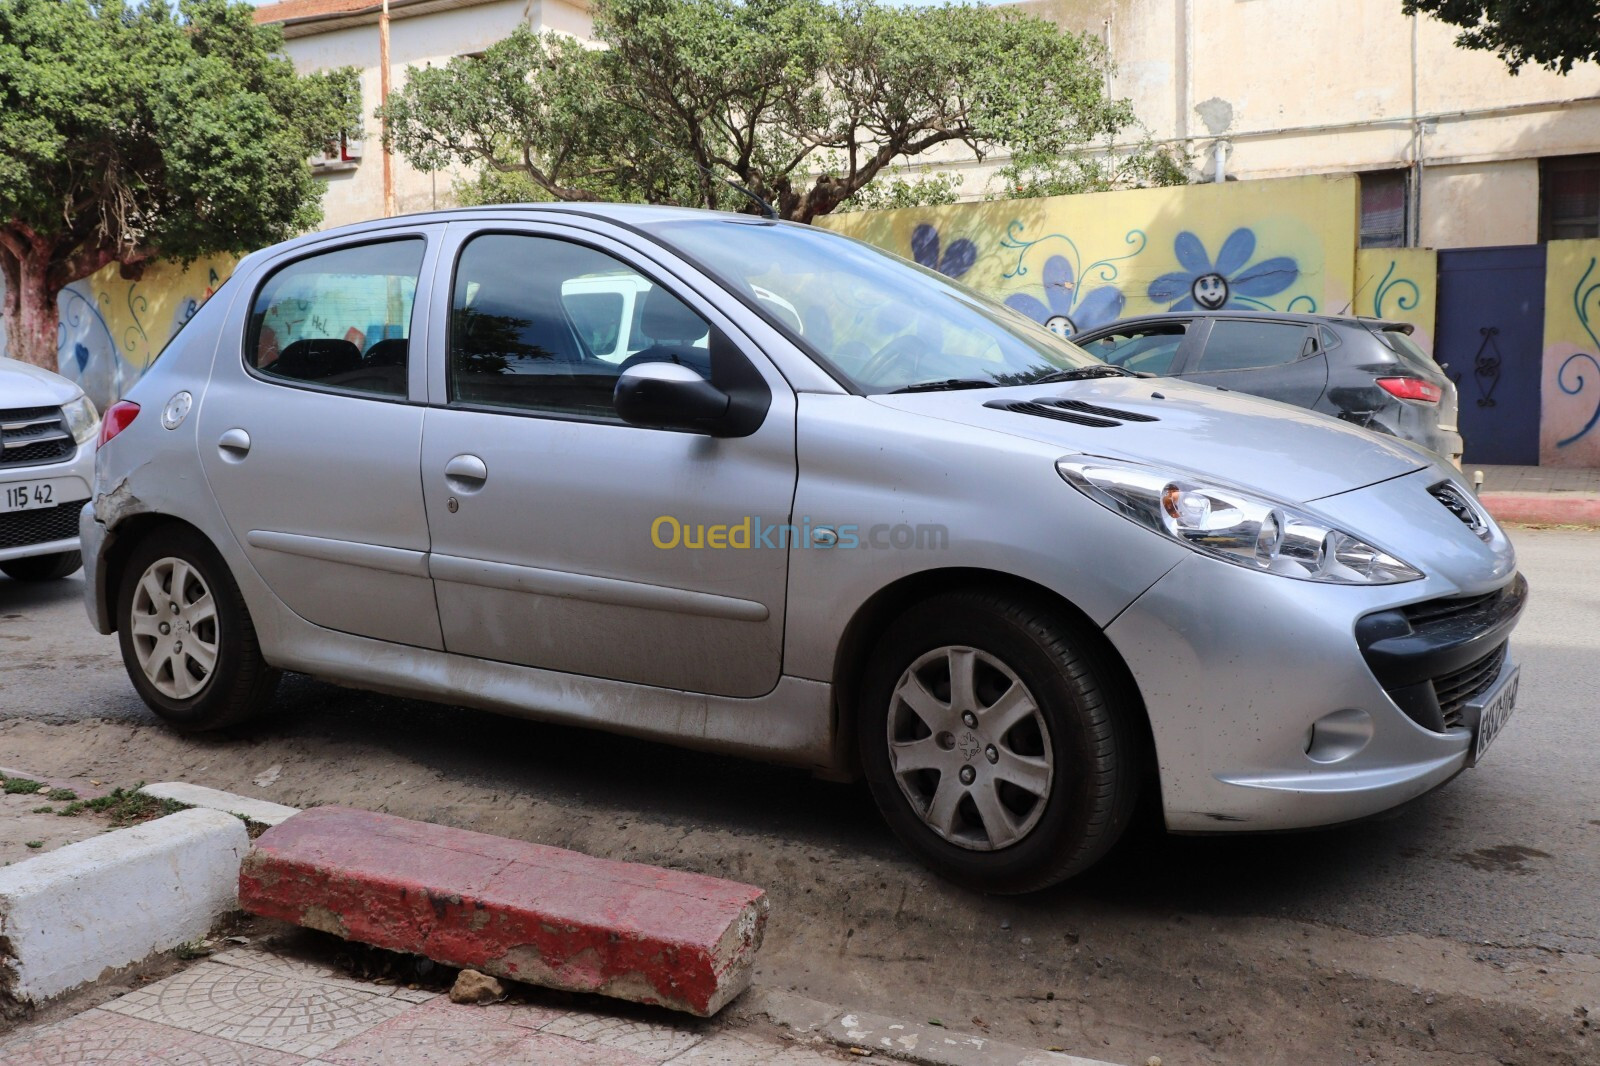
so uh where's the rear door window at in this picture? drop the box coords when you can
[1079,323,1188,375]
[246,239,424,398]
[1195,320,1311,372]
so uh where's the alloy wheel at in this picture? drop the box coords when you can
[885,645,1054,851]
[128,556,220,700]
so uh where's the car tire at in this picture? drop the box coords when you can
[0,551,83,582]
[858,590,1141,894]
[116,526,280,732]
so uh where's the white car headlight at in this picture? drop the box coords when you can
[61,394,100,445]
[1057,456,1423,585]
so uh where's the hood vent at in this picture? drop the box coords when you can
[984,397,1160,428]
[1428,481,1492,541]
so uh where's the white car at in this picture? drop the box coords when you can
[0,357,101,581]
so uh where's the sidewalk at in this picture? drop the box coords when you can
[0,938,858,1066]
[1473,464,1600,527]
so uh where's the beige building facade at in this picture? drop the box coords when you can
[1017,0,1600,250]
[259,0,1600,252]
[255,0,594,229]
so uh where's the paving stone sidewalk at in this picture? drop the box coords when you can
[0,943,856,1066]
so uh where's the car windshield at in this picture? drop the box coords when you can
[648,218,1104,392]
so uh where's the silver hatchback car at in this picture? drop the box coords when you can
[81,206,1525,892]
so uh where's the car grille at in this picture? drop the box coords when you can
[0,499,86,550]
[1428,481,1491,541]
[1402,587,1505,628]
[984,398,1160,428]
[1355,574,1527,734]
[1433,643,1506,730]
[1,406,75,469]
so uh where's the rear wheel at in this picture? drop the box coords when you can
[117,527,279,732]
[0,551,82,582]
[858,590,1141,893]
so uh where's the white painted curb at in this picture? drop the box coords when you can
[139,782,300,827]
[0,808,248,1005]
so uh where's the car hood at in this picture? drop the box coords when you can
[870,376,1431,504]
[1,356,81,409]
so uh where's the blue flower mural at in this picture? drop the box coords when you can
[910,223,976,279]
[1148,229,1299,312]
[1003,255,1125,337]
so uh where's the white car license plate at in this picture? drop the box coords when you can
[1,479,67,514]
[1470,663,1519,766]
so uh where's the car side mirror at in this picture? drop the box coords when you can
[614,362,734,435]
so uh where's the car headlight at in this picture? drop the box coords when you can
[61,394,100,445]
[1057,456,1423,585]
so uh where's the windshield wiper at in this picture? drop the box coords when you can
[1031,365,1137,384]
[888,378,1002,394]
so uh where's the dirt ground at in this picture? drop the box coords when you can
[3,707,1593,1066]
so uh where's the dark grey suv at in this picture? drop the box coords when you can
[1070,312,1463,463]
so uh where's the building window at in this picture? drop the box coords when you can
[1359,170,1410,248]
[1540,155,1600,241]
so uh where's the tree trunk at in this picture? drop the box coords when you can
[1,252,60,372]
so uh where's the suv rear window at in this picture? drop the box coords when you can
[1371,327,1437,371]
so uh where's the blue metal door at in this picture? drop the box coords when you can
[1435,245,1546,465]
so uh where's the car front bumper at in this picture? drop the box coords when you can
[1105,467,1522,833]
[0,441,95,565]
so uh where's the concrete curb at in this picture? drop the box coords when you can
[0,808,248,1005]
[1480,491,1600,527]
[739,987,1125,1066]
[138,782,300,828]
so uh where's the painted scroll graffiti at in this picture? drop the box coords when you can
[0,256,235,408]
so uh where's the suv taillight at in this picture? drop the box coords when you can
[97,401,140,449]
[1376,377,1442,404]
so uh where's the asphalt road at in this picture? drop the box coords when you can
[3,527,1597,1064]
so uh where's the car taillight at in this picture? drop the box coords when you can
[97,401,140,448]
[1376,377,1442,404]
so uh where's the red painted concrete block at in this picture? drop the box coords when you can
[1480,491,1600,528]
[237,806,767,1016]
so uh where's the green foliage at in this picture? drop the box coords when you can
[380,0,1138,222]
[0,0,358,364]
[2,776,43,795]
[1403,1,1600,74]
[994,137,1194,200]
[839,171,963,213]
[54,785,186,826]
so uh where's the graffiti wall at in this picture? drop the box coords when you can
[821,174,1359,336]
[1356,248,1438,356]
[1541,239,1600,468]
[0,255,237,409]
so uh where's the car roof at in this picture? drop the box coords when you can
[1075,309,1413,334]
[232,202,788,276]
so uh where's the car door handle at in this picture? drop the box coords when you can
[217,428,251,460]
[444,454,488,491]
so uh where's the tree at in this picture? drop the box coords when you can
[0,0,358,370]
[380,0,1147,223]
[1403,1,1600,74]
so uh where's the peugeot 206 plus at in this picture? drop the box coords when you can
[1,356,100,582]
[80,206,1525,892]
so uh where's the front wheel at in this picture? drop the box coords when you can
[116,527,280,732]
[0,551,82,582]
[858,590,1141,893]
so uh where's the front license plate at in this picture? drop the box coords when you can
[1,480,65,514]
[1470,663,1519,766]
